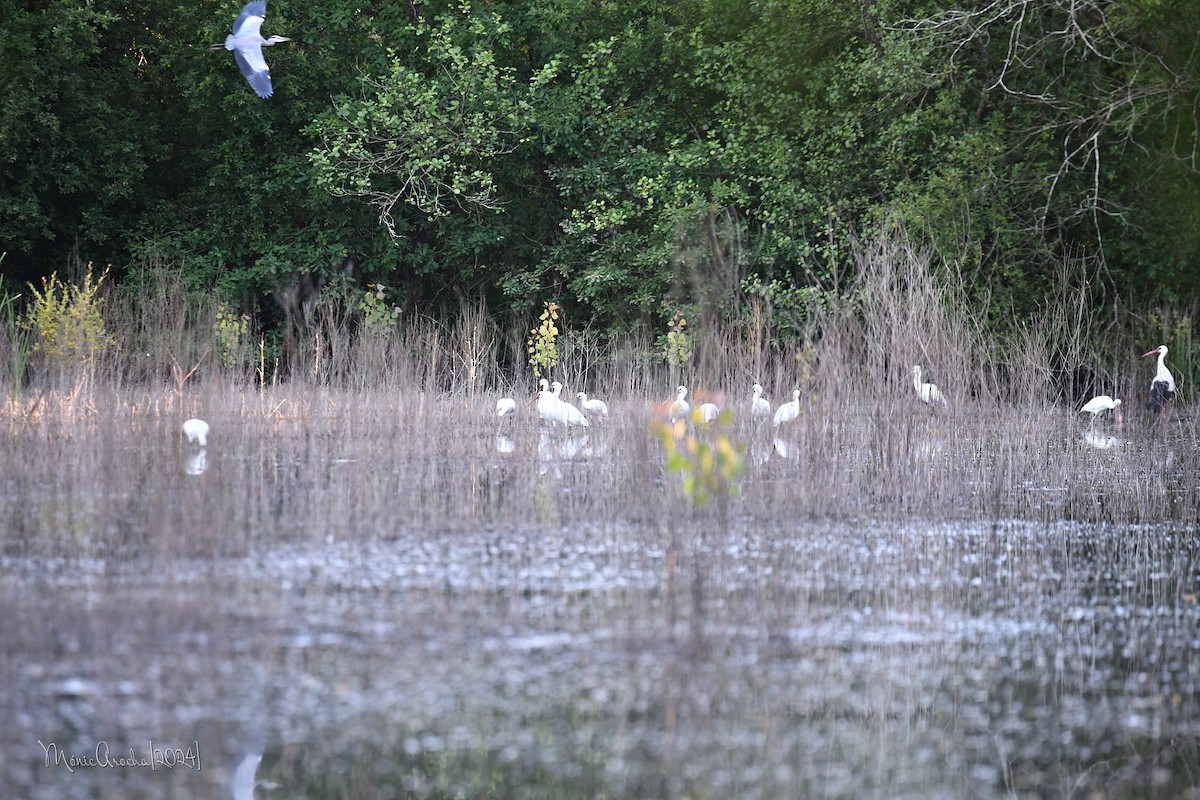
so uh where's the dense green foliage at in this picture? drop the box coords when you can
[2,0,1198,338]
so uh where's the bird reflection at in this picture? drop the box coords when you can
[186,450,208,475]
[772,436,795,460]
[1081,430,1121,450]
[749,437,772,465]
[538,430,590,460]
[229,744,263,800]
[495,434,515,454]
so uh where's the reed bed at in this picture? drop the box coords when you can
[0,233,1193,551]
[2,235,1199,799]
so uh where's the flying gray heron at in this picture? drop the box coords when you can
[214,2,290,98]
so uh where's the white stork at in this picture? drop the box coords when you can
[1141,345,1176,413]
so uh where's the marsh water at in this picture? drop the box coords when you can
[3,391,1200,799]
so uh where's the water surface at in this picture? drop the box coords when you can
[2,400,1198,798]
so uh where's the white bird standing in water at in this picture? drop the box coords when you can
[1080,395,1121,426]
[1141,344,1176,413]
[538,380,589,427]
[750,383,771,420]
[668,386,690,422]
[576,392,609,417]
[496,397,517,417]
[182,418,209,447]
[699,402,720,423]
[773,389,801,426]
[912,365,947,407]
[214,1,290,98]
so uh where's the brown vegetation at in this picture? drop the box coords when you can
[0,234,1193,556]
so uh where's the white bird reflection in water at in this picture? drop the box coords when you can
[772,436,795,460]
[1081,430,1122,450]
[495,434,516,454]
[228,742,263,800]
[749,437,772,465]
[186,450,208,475]
[539,430,590,460]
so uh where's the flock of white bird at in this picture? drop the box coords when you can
[177,344,1176,455]
[500,372,938,430]
[494,380,813,429]
[911,345,1176,426]
[913,345,1177,426]
[492,344,1177,432]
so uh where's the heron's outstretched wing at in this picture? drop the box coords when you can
[231,2,267,37]
[233,47,273,98]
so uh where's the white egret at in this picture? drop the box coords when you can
[1080,395,1121,427]
[750,383,771,420]
[912,365,947,406]
[214,2,290,99]
[538,380,589,427]
[772,389,801,426]
[700,402,720,423]
[1141,345,1176,413]
[576,392,609,417]
[668,386,690,422]
[182,418,209,447]
[496,397,517,417]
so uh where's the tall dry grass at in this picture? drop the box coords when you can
[0,231,1194,530]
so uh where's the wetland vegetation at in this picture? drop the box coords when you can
[3,235,1200,799]
[5,1,1200,794]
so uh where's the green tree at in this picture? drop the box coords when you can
[0,1,157,279]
